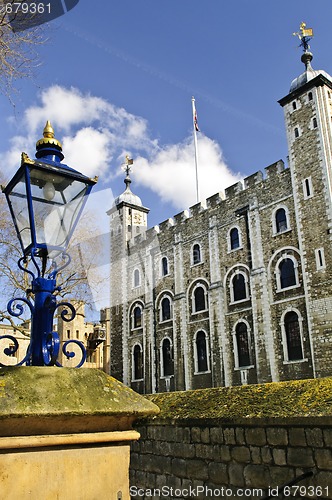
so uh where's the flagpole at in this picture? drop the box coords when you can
[192,96,200,203]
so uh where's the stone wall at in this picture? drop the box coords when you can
[131,419,332,500]
[130,379,332,499]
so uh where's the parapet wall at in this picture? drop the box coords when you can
[130,378,332,500]
[130,159,287,247]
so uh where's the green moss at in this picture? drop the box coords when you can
[144,378,332,422]
[0,367,159,418]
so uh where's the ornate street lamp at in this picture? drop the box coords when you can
[0,122,97,367]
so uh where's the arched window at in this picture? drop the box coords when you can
[193,286,206,312]
[230,227,240,250]
[192,243,201,265]
[161,257,168,276]
[133,306,142,329]
[133,269,140,287]
[308,91,313,101]
[284,311,303,361]
[161,338,174,377]
[195,331,209,372]
[232,273,248,302]
[133,344,143,380]
[294,127,299,138]
[313,117,318,129]
[161,297,171,322]
[279,258,297,289]
[275,208,288,233]
[235,322,251,367]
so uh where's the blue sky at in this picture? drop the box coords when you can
[1,1,332,227]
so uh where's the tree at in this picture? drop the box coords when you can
[0,0,46,97]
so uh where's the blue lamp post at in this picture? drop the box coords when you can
[0,122,97,367]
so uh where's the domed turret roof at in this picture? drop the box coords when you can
[114,183,143,207]
[290,51,332,92]
[113,157,143,208]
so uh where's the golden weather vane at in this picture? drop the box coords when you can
[293,22,314,52]
[123,155,134,177]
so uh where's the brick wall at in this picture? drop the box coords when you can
[130,419,332,499]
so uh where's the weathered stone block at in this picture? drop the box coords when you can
[305,428,324,447]
[186,459,209,481]
[231,446,251,463]
[250,446,261,464]
[323,428,332,447]
[235,427,246,445]
[288,428,306,446]
[272,448,287,466]
[223,428,236,445]
[287,447,315,468]
[171,458,187,478]
[210,427,224,444]
[314,449,332,469]
[220,445,231,462]
[243,464,270,488]
[228,463,245,486]
[208,462,229,485]
[266,427,288,446]
[191,427,201,443]
[261,446,273,464]
[200,427,210,444]
[246,427,266,446]
[195,443,217,460]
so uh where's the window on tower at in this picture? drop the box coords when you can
[284,311,303,361]
[275,208,288,233]
[278,258,298,289]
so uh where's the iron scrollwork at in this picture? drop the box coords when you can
[0,250,87,368]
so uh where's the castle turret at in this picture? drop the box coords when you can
[278,24,332,377]
[107,157,149,382]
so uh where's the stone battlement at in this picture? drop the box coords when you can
[128,159,287,247]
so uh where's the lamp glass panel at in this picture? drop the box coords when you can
[7,171,32,251]
[28,167,89,253]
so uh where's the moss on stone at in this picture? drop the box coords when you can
[0,367,159,418]
[144,377,332,422]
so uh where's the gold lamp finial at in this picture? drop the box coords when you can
[36,121,62,151]
[43,120,55,139]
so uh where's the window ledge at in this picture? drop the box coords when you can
[276,283,301,293]
[191,261,204,268]
[160,374,174,380]
[229,298,251,306]
[234,365,254,371]
[159,318,173,324]
[283,358,308,365]
[273,228,292,237]
[194,370,211,375]
[131,378,144,382]
[192,309,209,315]
[227,246,243,254]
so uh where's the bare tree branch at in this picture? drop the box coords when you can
[0,0,48,97]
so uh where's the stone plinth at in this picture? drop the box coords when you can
[0,367,159,500]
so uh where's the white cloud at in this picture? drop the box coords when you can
[62,127,112,177]
[133,135,241,210]
[0,85,241,211]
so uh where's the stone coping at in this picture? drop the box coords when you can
[0,430,140,450]
[142,377,332,424]
[0,367,159,436]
